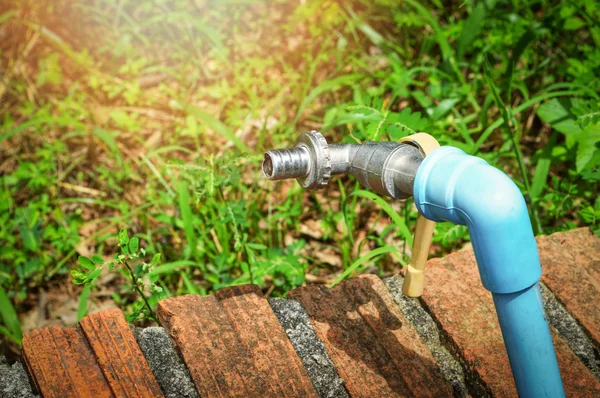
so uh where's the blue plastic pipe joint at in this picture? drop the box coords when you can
[414,146,565,397]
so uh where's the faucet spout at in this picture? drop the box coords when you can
[263,131,424,199]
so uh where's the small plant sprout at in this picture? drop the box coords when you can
[72,228,163,322]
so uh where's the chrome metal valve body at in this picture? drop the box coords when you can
[263,131,424,199]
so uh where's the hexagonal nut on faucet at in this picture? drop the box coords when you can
[294,131,331,189]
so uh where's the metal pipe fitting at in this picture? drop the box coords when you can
[263,131,424,199]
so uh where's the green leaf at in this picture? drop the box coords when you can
[357,22,386,48]
[71,270,87,285]
[531,133,556,200]
[181,273,200,294]
[1,117,52,144]
[151,253,162,267]
[436,224,468,248]
[536,99,582,137]
[0,10,18,25]
[37,53,63,87]
[386,108,430,139]
[293,74,363,128]
[77,285,91,321]
[184,104,249,152]
[331,245,401,287]
[576,125,600,172]
[78,256,95,270]
[457,3,486,59]
[92,128,122,165]
[404,0,453,61]
[351,190,413,246]
[564,17,586,31]
[153,260,199,275]
[503,26,544,97]
[583,117,591,127]
[129,237,139,254]
[22,21,93,69]
[245,243,267,250]
[0,325,20,345]
[0,285,22,344]
[118,228,129,246]
[148,272,159,283]
[572,106,584,117]
[186,115,198,136]
[150,284,163,294]
[431,98,460,121]
[474,89,592,152]
[91,255,104,265]
[177,180,196,258]
[531,157,551,199]
[87,267,103,282]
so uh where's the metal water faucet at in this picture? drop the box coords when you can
[262,131,424,199]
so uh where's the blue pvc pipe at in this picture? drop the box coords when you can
[413,146,565,397]
[493,284,563,396]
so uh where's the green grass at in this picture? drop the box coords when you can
[1,0,599,344]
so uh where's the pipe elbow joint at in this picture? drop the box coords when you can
[414,147,541,294]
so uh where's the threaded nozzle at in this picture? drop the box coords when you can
[263,147,310,180]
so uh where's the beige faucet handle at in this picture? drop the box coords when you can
[398,133,440,297]
[399,132,440,156]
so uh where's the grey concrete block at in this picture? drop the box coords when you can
[0,356,38,398]
[269,298,349,398]
[541,282,600,380]
[384,274,470,397]
[134,326,199,398]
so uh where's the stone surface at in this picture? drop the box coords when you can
[22,325,112,397]
[80,308,163,397]
[269,298,349,398]
[384,274,472,397]
[134,326,199,398]
[420,240,600,397]
[540,282,600,379]
[0,356,38,398]
[538,228,600,346]
[158,285,318,397]
[288,274,453,398]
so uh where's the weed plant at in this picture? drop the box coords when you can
[1,0,599,344]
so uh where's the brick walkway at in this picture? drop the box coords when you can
[4,228,600,397]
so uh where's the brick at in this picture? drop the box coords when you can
[288,274,453,397]
[157,285,318,398]
[22,325,111,398]
[420,239,600,397]
[538,228,600,346]
[80,308,163,397]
